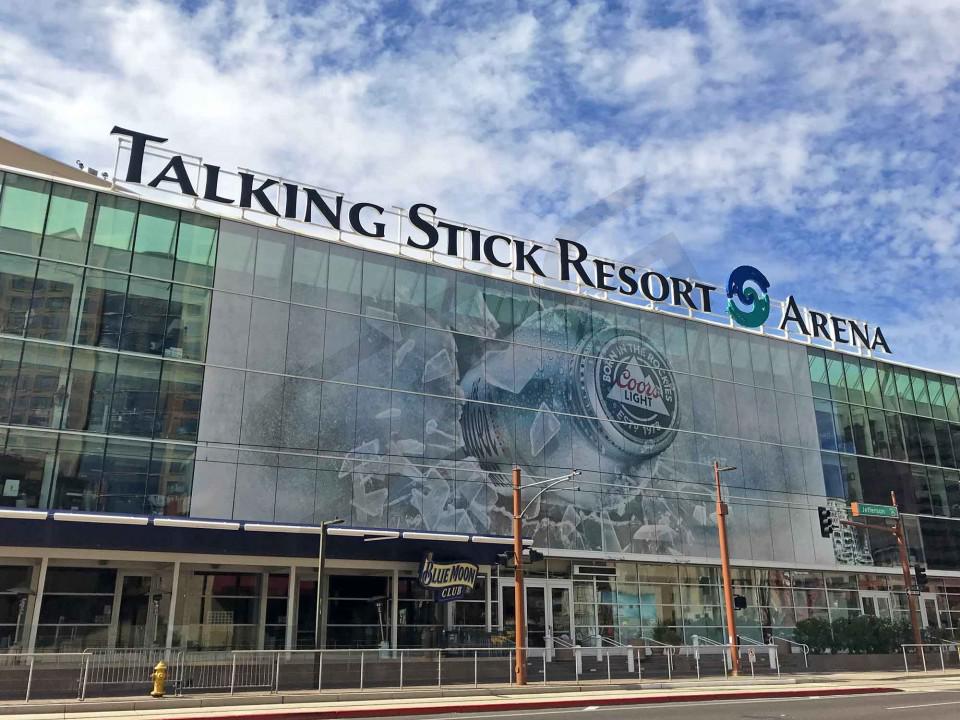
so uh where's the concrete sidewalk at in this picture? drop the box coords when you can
[5,670,959,720]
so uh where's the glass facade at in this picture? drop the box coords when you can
[2,169,960,649]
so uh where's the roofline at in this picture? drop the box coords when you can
[1,161,957,382]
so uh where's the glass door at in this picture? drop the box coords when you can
[526,586,547,649]
[920,593,941,630]
[115,575,155,648]
[860,591,892,619]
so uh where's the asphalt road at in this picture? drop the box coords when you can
[359,690,960,720]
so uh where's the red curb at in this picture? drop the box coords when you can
[164,686,902,720]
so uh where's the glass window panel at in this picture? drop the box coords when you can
[686,323,711,376]
[317,381,357,452]
[100,438,151,514]
[821,452,843,498]
[728,334,753,385]
[120,277,170,355]
[843,357,865,406]
[131,203,178,279]
[156,361,203,440]
[878,364,900,411]
[321,312,360,383]
[174,211,218,286]
[325,244,362,313]
[425,265,456,329]
[849,404,873,456]
[663,316,690,373]
[214,220,256,293]
[10,341,70,427]
[885,412,907,461]
[895,368,916,414]
[926,467,950,517]
[291,236,329,306]
[360,251,395,319]
[455,272,487,335]
[707,327,733,380]
[945,468,960,519]
[770,342,792,392]
[935,421,956,469]
[148,443,194,516]
[0,173,50,254]
[253,228,294,301]
[807,349,829,399]
[0,338,22,424]
[75,268,127,349]
[814,399,838,451]
[41,184,95,263]
[0,429,56,508]
[513,284,540,341]
[917,417,940,466]
[357,318,395,388]
[62,348,117,433]
[840,454,862,502]
[861,360,882,408]
[0,254,37,335]
[927,375,947,420]
[732,383,758,440]
[394,257,425,326]
[285,305,326,379]
[832,402,855,454]
[239,372,284,447]
[911,370,931,417]
[776,391,800,445]
[867,407,890,459]
[280,377,322,450]
[485,278,513,336]
[25,261,83,342]
[165,285,211,361]
[825,354,847,401]
[564,297,593,353]
[88,194,137,270]
[109,355,161,437]
[392,323,424,393]
[903,415,925,464]
[52,435,105,512]
[944,378,960,423]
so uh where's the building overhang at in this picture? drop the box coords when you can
[0,509,532,566]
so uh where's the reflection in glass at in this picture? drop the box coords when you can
[109,355,161,437]
[174,211,218,286]
[25,261,83,342]
[75,268,127,349]
[62,348,116,432]
[41,184,94,263]
[0,174,50,255]
[132,203,178,279]
[89,195,137,270]
[0,254,37,336]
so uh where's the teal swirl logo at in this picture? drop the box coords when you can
[726,265,770,328]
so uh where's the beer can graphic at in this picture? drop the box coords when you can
[460,305,680,476]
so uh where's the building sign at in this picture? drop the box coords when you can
[108,127,891,355]
[418,553,479,602]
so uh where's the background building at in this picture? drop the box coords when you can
[0,136,958,656]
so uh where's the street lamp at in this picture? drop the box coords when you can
[713,461,741,676]
[315,517,345,649]
[512,468,579,685]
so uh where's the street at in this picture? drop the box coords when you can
[355,688,960,720]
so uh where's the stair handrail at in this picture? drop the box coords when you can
[692,634,724,646]
[770,634,809,669]
[587,633,625,648]
[546,635,576,650]
[633,635,675,649]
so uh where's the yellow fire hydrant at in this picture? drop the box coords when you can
[150,660,167,698]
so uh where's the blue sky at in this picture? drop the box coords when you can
[0,0,958,373]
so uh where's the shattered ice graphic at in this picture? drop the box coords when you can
[530,403,560,456]
[422,348,455,383]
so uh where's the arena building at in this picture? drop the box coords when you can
[0,129,957,657]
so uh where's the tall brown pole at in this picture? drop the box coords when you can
[714,461,740,676]
[512,467,526,685]
[891,491,923,647]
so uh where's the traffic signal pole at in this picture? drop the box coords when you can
[890,492,924,648]
[714,461,740,676]
[512,466,527,685]
[837,492,922,647]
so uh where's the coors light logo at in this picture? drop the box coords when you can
[577,328,680,459]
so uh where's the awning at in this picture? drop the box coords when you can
[0,509,532,565]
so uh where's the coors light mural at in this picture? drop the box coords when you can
[339,278,720,556]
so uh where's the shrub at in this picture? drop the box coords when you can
[652,622,683,646]
[793,617,833,653]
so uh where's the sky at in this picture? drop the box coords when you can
[0,0,958,373]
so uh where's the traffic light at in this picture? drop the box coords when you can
[733,594,747,610]
[914,565,929,592]
[817,506,834,538]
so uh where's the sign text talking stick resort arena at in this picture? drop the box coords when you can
[110,126,891,355]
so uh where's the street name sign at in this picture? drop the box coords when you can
[850,502,899,519]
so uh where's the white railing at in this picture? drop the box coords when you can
[901,643,960,673]
[770,635,810,669]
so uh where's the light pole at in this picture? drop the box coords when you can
[713,460,740,676]
[512,467,579,685]
[315,517,344,649]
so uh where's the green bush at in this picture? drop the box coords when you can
[793,617,833,653]
[652,622,683,646]
[794,615,911,654]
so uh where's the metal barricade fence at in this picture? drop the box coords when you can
[901,643,960,673]
[0,644,785,701]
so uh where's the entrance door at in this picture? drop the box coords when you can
[860,591,892,619]
[115,575,157,648]
[499,579,573,660]
[920,593,941,630]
